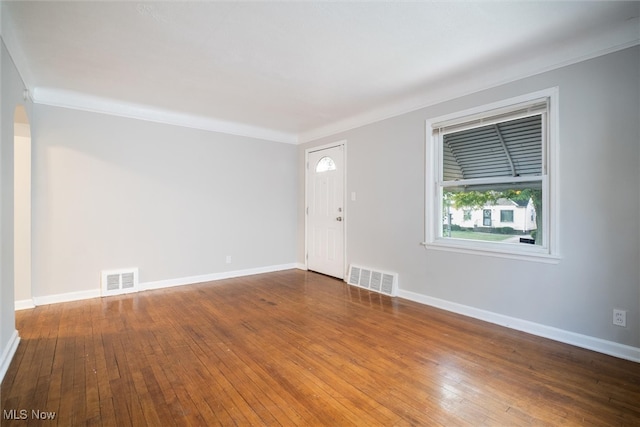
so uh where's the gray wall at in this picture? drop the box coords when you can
[299,46,640,348]
[1,38,31,377]
[30,105,298,297]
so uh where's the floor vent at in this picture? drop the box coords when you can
[101,268,139,297]
[347,264,398,297]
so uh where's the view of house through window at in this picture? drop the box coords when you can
[442,185,541,245]
[427,90,557,256]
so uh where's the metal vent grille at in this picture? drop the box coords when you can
[349,267,361,285]
[101,268,139,297]
[381,274,395,295]
[370,271,382,292]
[360,269,371,287]
[121,272,136,289]
[106,274,120,291]
[347,264,398,297]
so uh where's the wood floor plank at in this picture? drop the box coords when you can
[2,269,640,426]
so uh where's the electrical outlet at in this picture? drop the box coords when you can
[613,309,627,327]
[225,255,232,264]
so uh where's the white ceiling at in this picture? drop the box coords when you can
[2,1,639,143]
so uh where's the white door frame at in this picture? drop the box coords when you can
[304,140,347,279]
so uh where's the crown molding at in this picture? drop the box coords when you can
[10,12,639,146]
[298,18,640,144]
[32,87,299,145]
[1,13,35,97]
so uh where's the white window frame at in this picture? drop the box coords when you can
[424,88,559,263]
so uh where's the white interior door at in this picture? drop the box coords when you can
[306,145,345,279]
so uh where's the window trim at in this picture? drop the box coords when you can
[424,88,560,263]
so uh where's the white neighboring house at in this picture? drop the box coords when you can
[447,198,537,234]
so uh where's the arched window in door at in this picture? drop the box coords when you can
[315,156,336,173]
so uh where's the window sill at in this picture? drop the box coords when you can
[421,239,560,264]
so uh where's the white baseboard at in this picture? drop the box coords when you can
[398,289,640,363]
[32,289,101,306]
[294,263,307,270]
[27,264,300,307]
[141,263,299,291]
[15,299,36,310]
[0,330,20,384]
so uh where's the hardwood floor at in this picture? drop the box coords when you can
[2,269,639,426]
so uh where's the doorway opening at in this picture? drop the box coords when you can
[14,105,33,309]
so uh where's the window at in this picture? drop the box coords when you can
[483,209,492,227]
[425,89,558,261]
[315,156,336,172]
[500,210,514,223]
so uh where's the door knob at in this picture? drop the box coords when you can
[336,216,343,221]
